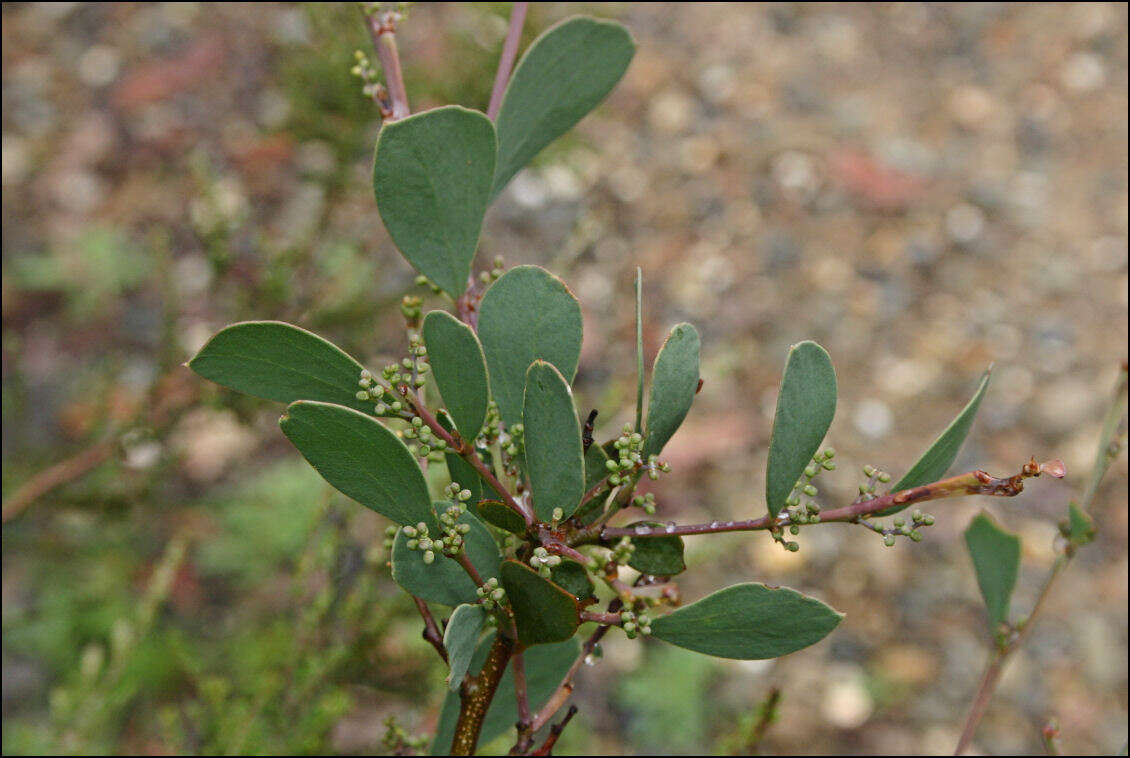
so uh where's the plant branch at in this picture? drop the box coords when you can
[594,458,1066,542]
[452,633,514,755]
[512,648,534,753]
[954,364,1127,755]
[487,2,528,120]
[413,597,448,663]
[532,704,577,756]
[365,7,410,120]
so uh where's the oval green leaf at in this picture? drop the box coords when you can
[477,499,527,535]
[765,341,837,517]
[963,511,1020,630]
[643,323,700,458]
[279,401,430,525]
[500,560,581,646]
[423,310,490,439]
[188,321,371,412]
[478,265,583,427]
[650,583,842,660]
[625,523,686,576]
[430,634,579,754]
[373,105,496,297]
[492,16,635,198]
[550,560,595,602]
[444,603,487,691]
[523,361,585,522]
[879,368,991,516]
[391,506,501,607]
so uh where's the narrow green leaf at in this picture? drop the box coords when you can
[635,266,644,432]
[523,361,585,521]
[880,369,991,516]
[625,523,686,576]
[372,105,496,297]
[493,16,635,198]
[963,511,1021,630]
[391,506,501,607]
[188,321,370,412]
[478,265,583,426]
[500,560,581,646]
[765,341,837,517]
[550,560,595,602]
[423,310,490,439]
[280,401,430,525]
[477,499,527,535]
[643,323,700,459]
[444,604,486,691]
[650,583,843,660]
[431,635,579,754]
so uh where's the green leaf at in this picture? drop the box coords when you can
[437,409,488,507]
[423,310,490,439]
[188,321,370,412]
[477,499,527,535]
[583,441,610,492]
[391,505,501,607]
[626,523,686,576]
[650,583,843,660]
[444,604,486,691]
[492,16,635,198]
[279,401,430,525]
[500,560,580,646]
[372,105,496,297]
[550,560,595,602]
[643,323,700,458]
[1065,501,1096,546]
[880,369,991,516]
[523,361,585,521]
[478,265,583,426]
[963,511,1021,630]
[765,341,837,517]
[431,635,579,754]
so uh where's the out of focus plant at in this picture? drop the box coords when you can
[183,4,1110,756]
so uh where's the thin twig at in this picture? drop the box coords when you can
[413,597,448,663]
[954,365,1127,755]
[593,458,1066,542]
[364,8,410,120]
[532,705,577,756]
[512,649,533,753]
[487,2,529,120]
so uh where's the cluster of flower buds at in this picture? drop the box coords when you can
[400,295,422,325]
[857,508,936,546]
[475,577,507,610]
[530,546,563,578]
[769,526,801,553]
[504,423,524,459]
[478,255,507,285]
[350,49,386,102]
[609,536,635,565]
[414,274,443,295]
[631,492,657,515]
[357,369,402,415]
[619,609,652,639]
[479,401,502,445]
[857,463,892,499]
[402,415,448,460]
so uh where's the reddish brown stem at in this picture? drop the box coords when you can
[413,597,448,663]
[2,438,115,523]
[512,649,534,753]
[532,704,577,756]
[487,2,529,120]
[365,10,410,120]
[596,459,1065,542]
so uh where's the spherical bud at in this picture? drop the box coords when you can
[804,464,818,478]
[822,461,837,471]
[407,539,419,550]
[909,530,923,542]
[403,526,418,537]
[789,525,800,535]
[490,588,505,601]
[622,621,637,634]
[922,515,935,526]
[551,507,563,522]
[878,472,891,483]
[893,517,905,528]
[786,542,800,552]
[357,390,370,401]
[423,550,435,564]
[823,448,836,459]
[883,534,896,547]
[803,484,818,497]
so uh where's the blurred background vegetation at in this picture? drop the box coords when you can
[2,3,1126,755]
